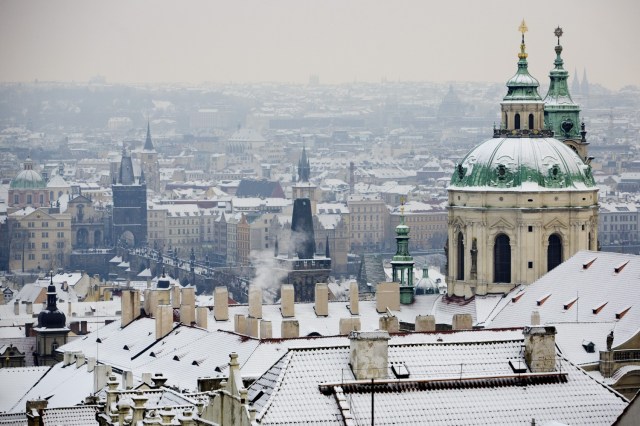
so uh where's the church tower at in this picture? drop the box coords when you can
[112,144,147,247]
[447,21,599,299]
[543,27,589,161]
[34,273,70,366]
[139,122,160,192]
[292,143,317,214]
[391,203,415,305]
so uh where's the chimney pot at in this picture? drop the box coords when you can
[214,287,229,321]
[280,284,295,318]
[314,283,329,316]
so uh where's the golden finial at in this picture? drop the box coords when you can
[519,19,528,36]
[518,19,528,59]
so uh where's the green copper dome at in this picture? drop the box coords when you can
[450,137,596,190]
[10,164,46,189]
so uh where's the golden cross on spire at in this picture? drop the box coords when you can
[519,19,528,35]
[518,19,528,59]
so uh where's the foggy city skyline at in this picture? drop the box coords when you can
[1,0,639,90]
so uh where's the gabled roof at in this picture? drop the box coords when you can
[249,335,627,425]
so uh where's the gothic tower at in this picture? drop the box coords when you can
[112,144,147,247]
[139,122,160,192]
[292,143,317,214]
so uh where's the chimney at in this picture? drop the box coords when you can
[151,372,168,388]
[234,314,247,335]
[281,319,299,338]
[13,300,19,315]
[314,283,328,316]
[195,307,208,329]
[349,281,359,315]
[159,407,176,425]
[25,322,33,337]
[145,289,158,317]
[349,331,390,380]
[75,353,85,368]
[379,315,399,333]
[26,302,33,315]
[93,364,111,392]
[105,375,119,417]
[142,372,152,386]
[214,287,229,321]
[339,317,361,335]
[121,289,140,327]
[26,398,48,426]
[524,326,557,373]
[452,313,473,330]
[81,320,88,334]
[63,351,74,366]
[531,310,540,326]
[246,317,260,338]
[248,286,262,319]
[280,284,295,318]
[87,357,96,372]
[180,287,196,324]
[69,321,80,335]
[375,282,399,313]
[155,305,173,340]
[171,285,181,308]
[415,315,436,332]
[122,370,134,389]
[260,320,273,339]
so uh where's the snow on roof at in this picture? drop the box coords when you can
[41,406,99,426]
[0,366,50,412]
[9,362,120,413]
[486,251,640,348]
[250,336,627,425]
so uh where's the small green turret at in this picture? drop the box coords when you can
[391,202,415,304]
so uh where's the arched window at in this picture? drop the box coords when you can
[494,234,511,283]
[514,113,521,130]
[505,114,508,129]
[547,234,563,271]
[528,113,534,129]
[457,232,464,280]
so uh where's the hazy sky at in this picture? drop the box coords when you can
[1,0,638,89]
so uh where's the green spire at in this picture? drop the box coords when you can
[391,201,415,304]
[543,26,582,141]
[503,19,542,102]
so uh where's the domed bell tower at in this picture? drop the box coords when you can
[34,272,70,366]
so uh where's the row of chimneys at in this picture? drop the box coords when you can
[121,286,208,340]
[121,280,481,341]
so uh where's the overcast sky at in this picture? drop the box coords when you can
[1,0,638,89]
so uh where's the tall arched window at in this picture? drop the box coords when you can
[588,232,592,251]
[514,113,521,130]
[505,114,508,129]
[457,232,464,280]
[494,234,511,283]
[528,113,534,129]
[547,234,563,271]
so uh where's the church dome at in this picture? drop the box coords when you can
[450,136,596,190]
[37,284,66,328]
[10,169,46,189]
